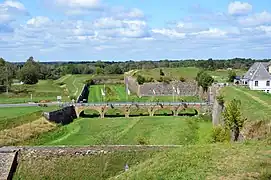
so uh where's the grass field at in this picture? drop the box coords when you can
[221,86,271,121]
[0,74,92,104]
[134,67,246,82]
[14,141,271,180]
[88,84,201,102]
[22,116,212,146]
[0,106,59,131]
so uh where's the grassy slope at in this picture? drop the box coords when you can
[0,74,92,104]
[221,86,271,121]
[0,106,59,131]
[134,67,245,82]
[14,141,271,180]
[23,116,212,146]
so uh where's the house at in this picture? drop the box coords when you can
[241,62,271,93]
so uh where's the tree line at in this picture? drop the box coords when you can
[0,56,269,88]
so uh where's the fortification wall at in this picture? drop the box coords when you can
[126,76,140,96]
[77,84,89,103]
[139,81,198,97]
[43,106,77,125]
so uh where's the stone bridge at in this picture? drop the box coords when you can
[74,102,210,118]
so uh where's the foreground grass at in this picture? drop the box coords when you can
[14,141,271,180]
[88,84,201,102]
[0,118,57,146]
[23,116,212,146]
[222,86,271,121]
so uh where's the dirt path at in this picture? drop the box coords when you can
[233,87,271,108]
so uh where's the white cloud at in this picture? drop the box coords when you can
[228,1,252,15]
[238,11,271,26]
[152,29,186,38]
[55,0,100,8]
[27,16,51,27]
[3,0,26,10]
[192,28,227,38]
[0,0,27,23]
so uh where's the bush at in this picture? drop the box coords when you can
[211,126,230,143]
[70,95,77,100]
[137,75,146,85]
[136,136,149,145]
[180,76,186,82]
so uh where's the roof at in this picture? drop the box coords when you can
[244,62,271,80]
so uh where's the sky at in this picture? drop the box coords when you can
[0,0,271,62]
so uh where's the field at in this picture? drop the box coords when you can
[221,86,271,121]
[0,74,92,104]
[22,116,212,146]
[88,84,201,102]
[133,67,246,82]
[14,141,271,180]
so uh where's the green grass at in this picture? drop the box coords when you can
[221,86,271,121]
[0,106,59,131]
[0,74,92,104]
[88,84,201,102]
[23,116,212,146]
[14,141,271,180]
[134,67,245,82]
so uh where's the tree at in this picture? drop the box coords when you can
[179,76,186,82]
[137,75,146,85]
[196,70,214,92]
[223,99,245,141]
[228,70,237,82]
[19,57,40,84]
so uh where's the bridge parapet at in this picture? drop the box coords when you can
[74,101,210,118]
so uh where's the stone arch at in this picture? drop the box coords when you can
[105,107,125,118]
[81,109,100,118]
[130,106,149,117]
[178,108,198,116]
[153,107,174,116]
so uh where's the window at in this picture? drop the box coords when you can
[255,81,258,86]
[245,81,248,85]
[267,81,270,86]
[267,90,270,93]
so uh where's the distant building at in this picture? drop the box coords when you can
[241,62,271,93]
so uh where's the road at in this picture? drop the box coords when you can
[0,101,209,108]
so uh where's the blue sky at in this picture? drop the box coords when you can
[0,0,271,61]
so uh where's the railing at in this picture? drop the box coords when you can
[62,101,210,107]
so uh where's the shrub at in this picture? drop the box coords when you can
[70,95,77,100]
[180,76,186,82]
[211,126,230,143]
[137,75,146,85]
[136,136,149,145]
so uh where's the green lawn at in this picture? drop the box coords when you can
[0,106,59,131]
[134,67,245,82]
[88,84,201,102]
[221,86,271,121]
[0,74,92,104]
[14,141,271,180]
[24,116,212,146]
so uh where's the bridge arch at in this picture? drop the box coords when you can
[105,108,125,118]
[153,108,174,116]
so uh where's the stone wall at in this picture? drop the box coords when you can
[77,84,89,103]
[43,106,77,125]
[125,76,140,96]
[125,76,199,97]
[139,81,198,97]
